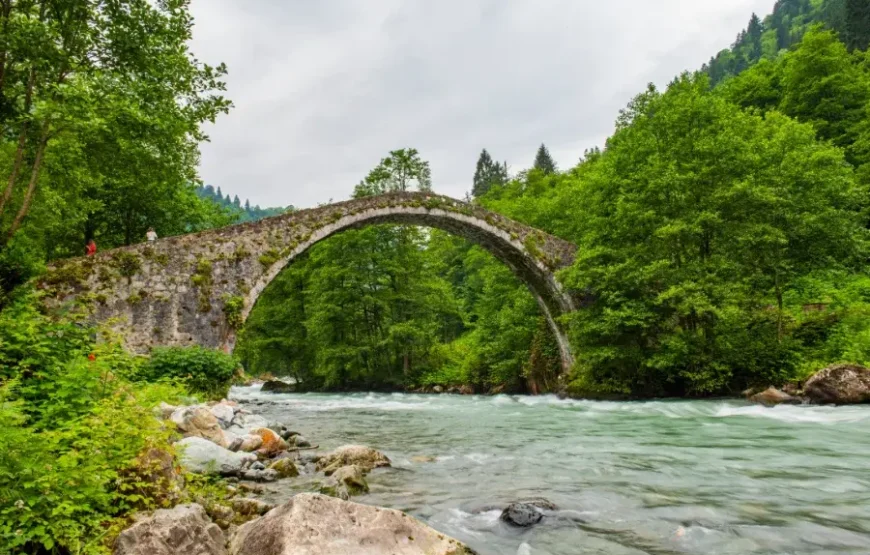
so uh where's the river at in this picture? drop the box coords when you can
[229,385,870,555]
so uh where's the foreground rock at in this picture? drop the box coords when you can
[500,498,557,528]
[804,364,870,404]
[250,427,288,456]
[226,412,270,437]
[260,380,297,393]
[114,504,226,555]
[319,464,369,500]
[176,437,255,476]
[316,444,391,475]
[171,406,228,447]
[750,387,800,406]
[228,493,475,555]
[269,458,299,478]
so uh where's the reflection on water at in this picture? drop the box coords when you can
[230,386,870,555]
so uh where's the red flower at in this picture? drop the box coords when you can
[88,353,96,362]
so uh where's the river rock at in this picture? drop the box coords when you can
[804,363,870,404]
[226,412,270,436]
[206,503,236,529]
[241,468,279,482]
[155,402,178,420]
[269,458,300,478]
[459,385,474,395]
[171,406,228,447]
[250,428,288,456]
[231,498,274,519]
[211,403,236,429]
[125,447,184,505]
[750,386,800,406]
[410,455,437,463]
[176,437,255,476]
[320,465,368,500]
[113,503,226,555]
[500,499,556,528]
[227,493,474,555]
[261,380,296,393]
[291,434,311,448]
[316,444,391,475]
[432,385,444,394]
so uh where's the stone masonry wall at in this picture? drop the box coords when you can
[41,192,579,369]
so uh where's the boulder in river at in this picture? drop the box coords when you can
[113,503,226,555]
[749,386,800,406]
[803,363,870,404]
[500,498,557,528]
[210,403,236,429]
[316,444,391,475]
[250,427,288,456]
[227,493,475,555]
[226,412,270,437]
[176,436,255,476]
[260,380,296,393]
[320,464,369,500]
[269,457,300,478]
[171,405,228,447]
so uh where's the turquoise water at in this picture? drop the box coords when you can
[230,386,870,555]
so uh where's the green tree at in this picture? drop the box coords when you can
[846,0,870,51]
[355,148,431,196]
[472,149,508,197]
[532,143,556,174]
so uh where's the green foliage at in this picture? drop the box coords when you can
[139,346,238,400]
[196,184,292,223]
[532,143,557,175]
[0,291,187,554]
[472,149,508,198]
[222,295,245,329]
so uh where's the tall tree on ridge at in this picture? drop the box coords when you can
[846,0,870,51]
[472,149,508,197]
[533,144,557,175]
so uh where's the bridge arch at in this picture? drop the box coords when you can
[42,193,578,370]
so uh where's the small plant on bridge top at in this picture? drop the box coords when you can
[232,245,250,263]
[112,251,141,283]
[258,248,280,269]
[222,294,245,329]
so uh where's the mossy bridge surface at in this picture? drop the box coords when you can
[42,192,580,368]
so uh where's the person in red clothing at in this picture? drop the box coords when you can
[86,240,97,256]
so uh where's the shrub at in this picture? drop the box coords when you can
[140,346,238,400]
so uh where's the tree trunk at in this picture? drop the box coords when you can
[0,69,35,217]
[4,123,49,243]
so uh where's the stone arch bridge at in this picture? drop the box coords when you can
[42,193,579,369]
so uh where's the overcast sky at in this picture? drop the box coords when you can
[189,0,775,209]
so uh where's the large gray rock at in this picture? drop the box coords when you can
[319,465,368,500]
[316,444,391,475]
[804,364,870,404]
[171,406,228,447]
[226,412,269,436]
[228,493,475,555]
[260,380,296,393]
[176,437,255,476]
[500,498,557,528]
[750,386,800,406]
[114,503,226,555]
[210,403,236,429]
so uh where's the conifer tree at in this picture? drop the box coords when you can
[233,195,241,208]
[244,199,251,212]
[533,144,557,175]
[846,0,870,51]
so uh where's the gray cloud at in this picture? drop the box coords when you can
[190,0,775,209]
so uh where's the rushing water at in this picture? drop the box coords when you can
[229,385,870,555]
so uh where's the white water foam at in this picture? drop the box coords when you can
[714,403,870,424]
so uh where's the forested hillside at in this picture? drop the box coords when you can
[196,184,291,222]
[704,0,869,85]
